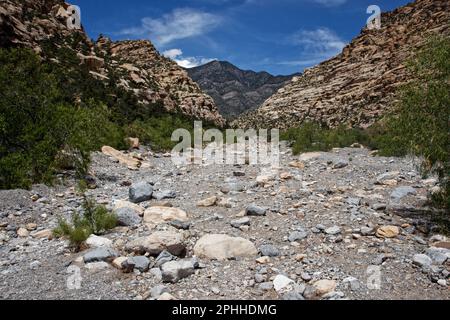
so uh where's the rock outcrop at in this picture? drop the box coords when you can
[0,0,225,126]
[187,61,298,119]
[234,0,449,129]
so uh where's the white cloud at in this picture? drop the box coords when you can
[163,48,216,68]
[119,8,222,46]
[290,27,346,57]
[310,0,347,7]
[282,27,346,68]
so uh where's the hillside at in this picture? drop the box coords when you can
[233,0,450,129]
[0,0,225,126]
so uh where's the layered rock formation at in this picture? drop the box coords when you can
[187,61,299,119]
[234,0,449,130]
[0,0,225,126]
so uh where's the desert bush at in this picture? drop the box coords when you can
[377,36,450,210]
[53,183,117,250]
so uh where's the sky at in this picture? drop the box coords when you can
[71,0,411,75]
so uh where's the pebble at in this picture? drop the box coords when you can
[245,204,267,216]
[231,217,251,228]
[259,244,280,257]
[83,247,119,263]
[324,226,341,235]
[288,230,308,242]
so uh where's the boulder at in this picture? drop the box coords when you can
[313,279,337,296]
[114,207,142,226]
[114,200,144,217]
[129,182,153,203]
[85,234,112,248]
[161,259,196,283]
[126,256,151,272]
[102,146,141,169]
[143,206,188,229]
[193,234,257,260]
[125,231,186,257]
[390,186,416,200]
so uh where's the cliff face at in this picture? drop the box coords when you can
[0,0,225,126]
[187,61,299,119]
[234,0,450,130]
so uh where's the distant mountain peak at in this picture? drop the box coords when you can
[188,61,299,119]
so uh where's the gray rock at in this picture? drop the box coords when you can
[152,190,176,201]
[390,186,416,200]
[413,236,427,245]
[412,254,432,268]
[343,276,360,291]
[29,261,41,270]
[155,250,175,267]
[324,226,341,235]
[169,220,191,230]
[127,256,151,272]
[231,217,251,228]
[115,207,142,226]
[150,267,162,281]
[84,247,118,263]
[259,244,280,257]
[372,203,386,211]
[282,291,305,300]
[288,230,308,242]
[316,224,326,231]
[372,254,391,266]
[246,204,267,216]
[437,279,447,287]
[425,247,449,265]
[346,197,361,206]
[129,182,153,203]
[161,259,195,283]
[376,172,399,184]
[360,226,375,236]
[301,272,312,282]
[333,161,348,169]
[255,274,265,283]
[151,285,169,298]
[258,282,274,291]
[221,182,245,194]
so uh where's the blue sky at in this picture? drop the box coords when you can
[72,0,411,75]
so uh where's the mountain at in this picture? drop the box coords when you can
[233,0,449,130]
[187,61,299,119]
[0,0,225,127]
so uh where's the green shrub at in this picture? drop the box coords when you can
[378,36,450,210]
[281,122,368,155]
[125,114,195,151]
[53,185,117,250]
[0,48,126,189]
